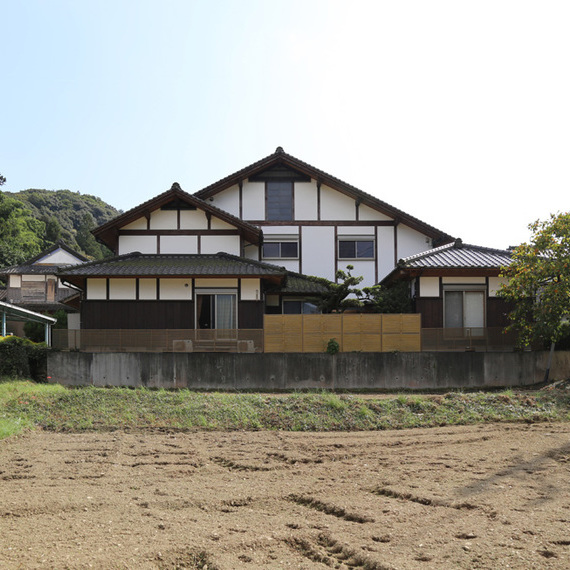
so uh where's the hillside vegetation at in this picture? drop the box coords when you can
[0,189,120,266]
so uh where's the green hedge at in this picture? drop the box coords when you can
[0,336,49,381]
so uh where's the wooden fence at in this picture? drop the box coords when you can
[264,314,421,353]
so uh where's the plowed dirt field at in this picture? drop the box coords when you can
[1,423,569,569]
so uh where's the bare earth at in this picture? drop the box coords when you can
[1,423,569,569]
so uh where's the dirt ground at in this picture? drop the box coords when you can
[1,423,569,569]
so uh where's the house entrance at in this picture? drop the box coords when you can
[196,292,237,330]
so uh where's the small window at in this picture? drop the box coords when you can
[262,241,298,259]
[266,181,293,221]
[338,239,374,259]
[283,300,319,314]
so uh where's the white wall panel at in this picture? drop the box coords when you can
[377,226,396,282]
[359,204,392,221]
[37,248,83,265]
[210,217,234,230]
[139,278,158,300]
[345,260,375,287]
[118,235,157,255]
[180,210,208,229]
[274,259,300,273]
[122,217,147,230]
[109,279,137,300]
[87,279,107,300]
[150,209,177,230]
[22,274,45,282]
[397,225,431,259]
[489,277,508,297]
[243,245,259,259]
[211,186,240,217]
[160,236,198,254]
[294,182,318,220]
[337,226,375,235]
[195,278,238,288]
[420,277,440,297]
[241,181,265,219]
[301,226,335,280]
[159,279,192,300]
[442,276,486,284]
[9,275,21,287]
[320,185,355,220]
[240,279,261,301]
[201,235,240,255]
[263,226,299,235]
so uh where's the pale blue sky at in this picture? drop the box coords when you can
[2,0,569,249]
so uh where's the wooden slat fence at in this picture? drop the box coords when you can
[264,314,421,353]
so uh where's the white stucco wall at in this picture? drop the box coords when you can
[122,217,147,230]
[201,235,240,255]
[109,278,137,300]
[301,226,335,280]
[150,209,177,230]
[320,185,355,221]
[36,248,83,265]
[345,260,375,287]
[397,225,431,260]
[159,279,192,300]
[195,279,238,288]
[489,276,508,297]
[160,236,198,254]
[180,210,208,229]
[241,279,261,301]
[210,217,234,230]
[139,278,158,300]
[241,181,265,219]
[377,226,396,282]
[442,277,486,285]
[87,279,107,300]
[9,275,21,287]
[337,226,375,236]
[22,274,45,282]
[359,204,392,222]
[210,185,240,218]
[294,182,318,220]
[118,235,157,255]
[420,276,440,297]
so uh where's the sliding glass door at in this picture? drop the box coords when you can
[196,291,237,330]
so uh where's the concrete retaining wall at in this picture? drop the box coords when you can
[47,351,570,390]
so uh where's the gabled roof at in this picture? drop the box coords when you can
[0,242,88,276]
[93,183,262,251]
[0,300,57,325]
[381,239,512,283]
[194,147,453,244]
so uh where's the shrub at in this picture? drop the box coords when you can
[326,338,340,354]
[0,336,49,381]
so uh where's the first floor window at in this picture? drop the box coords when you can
[338,239,374,259]
[196,291,237,329]
[444,290,485,329]
[262,241,298,259]
[283,299,319,314]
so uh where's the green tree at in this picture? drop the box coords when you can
[362,280,413,313]
[499,212,570,347]
[311,265,364,313]
[0,193,45,266]
[0,173,5,186]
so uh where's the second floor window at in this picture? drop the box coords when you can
[262,241,298,259]
[266,181,293,221]
[338,239,374,259]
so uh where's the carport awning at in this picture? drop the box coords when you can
[0,301,57,325]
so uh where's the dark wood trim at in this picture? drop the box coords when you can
[197,235,201,254]
[393,224,399,266]
[238,181,243,220]
[156,235,160,254]
[246,220,396,227]
[334,226,338,282]
[298,228,303,274]
[177,208,181,230]
[317,181,321,221]
[105,278,110,300]
[119,229,241,236]
[374,228,379,284]
[144,211,150,230]
[136,278,140,300]
[355,200,360,221]
[206,212,212,230]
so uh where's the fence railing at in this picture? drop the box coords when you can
[421,327,518,352]
[53,329,264,353]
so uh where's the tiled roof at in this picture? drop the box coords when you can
[398,239,512,269]
[58,252,289,278]
[0,242,88,276]
[194,147,454,244]
[272,273,331,295]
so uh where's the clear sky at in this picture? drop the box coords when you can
[2,0,569,250]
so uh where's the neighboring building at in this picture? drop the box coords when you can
[381,239,514,335]
[0,242,87,336]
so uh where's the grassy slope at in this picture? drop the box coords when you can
[1,381,569,439]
